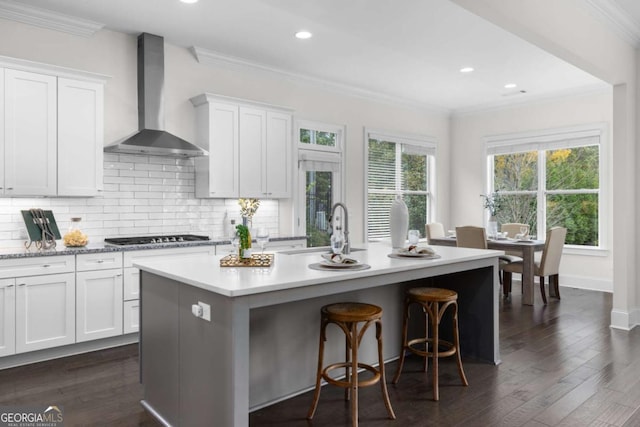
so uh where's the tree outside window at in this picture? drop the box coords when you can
[492,144,599,246]
[367,135,434,240]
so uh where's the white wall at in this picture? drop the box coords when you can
[451,90,614,292]
[0,18,451,244]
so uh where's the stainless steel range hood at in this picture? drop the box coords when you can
[105,33,207,157]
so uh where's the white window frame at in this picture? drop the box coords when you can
[364,128,437,241]
[295,119,346,238]
[485,123,609,255]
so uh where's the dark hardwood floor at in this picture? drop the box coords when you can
[1,286,639,426]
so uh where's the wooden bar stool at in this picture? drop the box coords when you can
[392,287,468,401]
[307,302,396,426]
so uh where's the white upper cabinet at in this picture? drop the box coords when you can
[239,107,266,197]
[191,93,293,199]
[0,57,107,197]
[58,78,104,196]
[264,111,292,198]
[193,100,239,198]
[4,69,57,196]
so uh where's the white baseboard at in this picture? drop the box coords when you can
[609,309,640,331]
[559,274,613,293]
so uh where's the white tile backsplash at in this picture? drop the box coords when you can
[0,153,281,243]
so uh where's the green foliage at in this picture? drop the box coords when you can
[235,224,251,249]
[493,146,599,245]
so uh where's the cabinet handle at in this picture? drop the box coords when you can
[42,264,51,268]
[4,284,13,288]
[115,273,123,277]
[96,259,105,263]
[6,187,13,190]
[18,283,26,287]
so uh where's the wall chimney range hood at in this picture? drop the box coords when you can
[105,33,207,157]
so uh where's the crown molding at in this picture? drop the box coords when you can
[0,0,103,37]
[583,0,640,47]
[189,46,450,116]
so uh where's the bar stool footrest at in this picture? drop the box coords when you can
[407,337,457,358]
[322,362,382,388]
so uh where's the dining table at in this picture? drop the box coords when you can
[428,236,546,305]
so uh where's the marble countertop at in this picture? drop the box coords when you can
[0,235,307,259]
[133,242,503,298]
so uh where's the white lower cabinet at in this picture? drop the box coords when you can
[16,272,75,353]
[123,300,139,334]
[0,278,15,357]
[76,269,123,342]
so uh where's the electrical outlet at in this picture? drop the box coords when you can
[199,301,211,322]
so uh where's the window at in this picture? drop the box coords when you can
[487,125,606,248]
[365,129,436,241]
[296,120,344,247]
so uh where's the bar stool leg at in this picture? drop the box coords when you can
[350,322,358,427]
[344,325,351,402]
[376,320,396,419]
[452,302,469,386]
[430,301,440,401]
[423,305,429,373]
[392,299,409,384]
[307,318,327,419]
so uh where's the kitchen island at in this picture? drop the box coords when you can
[134,242,503,427]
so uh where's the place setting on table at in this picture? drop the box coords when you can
[388,229,441,260]
[307,229,371,271]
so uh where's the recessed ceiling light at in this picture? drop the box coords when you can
[180,0,198,3]
[460,67,474,73]
[504,83,517,89]
[295,31,313,39]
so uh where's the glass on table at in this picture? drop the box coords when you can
[408,229,420,245]
[256,228,270,258]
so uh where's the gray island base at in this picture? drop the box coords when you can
[135,243,502,426]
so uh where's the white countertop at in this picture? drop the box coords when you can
[133,242,503,298]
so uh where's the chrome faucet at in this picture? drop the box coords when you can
[330,202,350,254]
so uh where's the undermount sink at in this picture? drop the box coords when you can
[279,246,366,255]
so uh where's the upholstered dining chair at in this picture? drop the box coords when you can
[501,223,529,238]
[500,223,529,260]
[455,226,487,249]
[456,226,521,286]
[425,222,445,243]
[502,227,567,304]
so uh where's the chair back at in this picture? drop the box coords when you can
[538,227,567,276]
[455,226,487,249]
[425,222,445,242]
[501,223,529,238]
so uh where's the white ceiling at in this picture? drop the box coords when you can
[11,0,613,112]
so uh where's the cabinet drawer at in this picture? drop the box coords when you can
[123,300,139,334]
[0,255,75,279]
[124,246,215,267]
[123,267,139,301]
[76,252,123,271]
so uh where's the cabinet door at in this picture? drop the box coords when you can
[15,273,75,353]
[265,111,292,198]
[238,106,266,197]
[4,69,57,196]
[194,102,239,198]
[76,269,123,342]
[58,78,104,196]
[0,278,15,357]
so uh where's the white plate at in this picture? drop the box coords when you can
[395,251,437,258]
[321,260,359,268]
[516,239,535,243]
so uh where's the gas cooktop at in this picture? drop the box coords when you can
[104,234,211,246]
